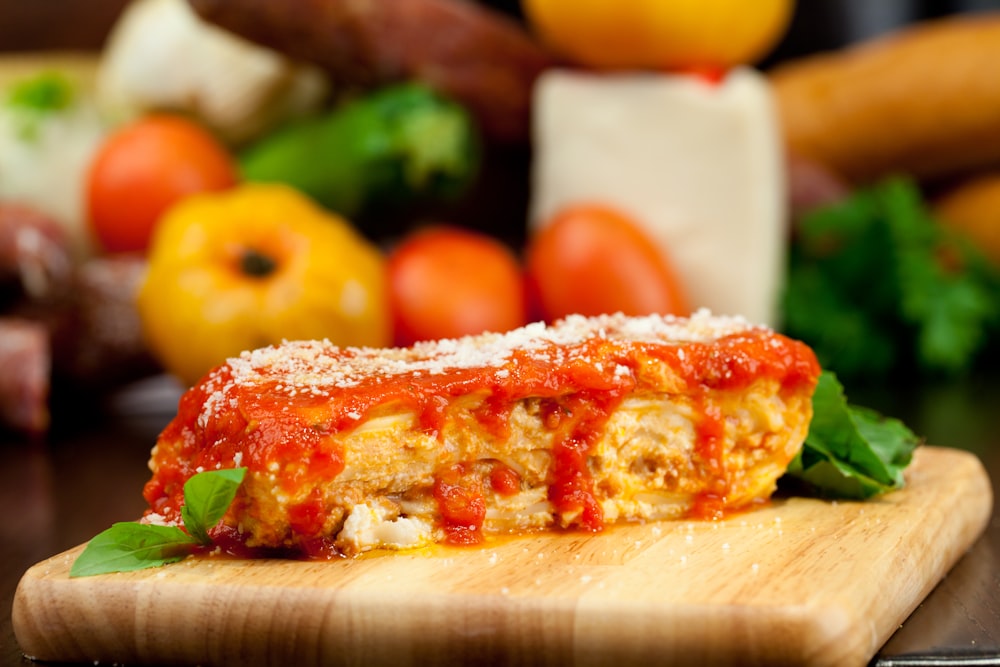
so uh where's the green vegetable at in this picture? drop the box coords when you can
[782,372,921,499]
[4,71,80,142]
[240,82,479,221]
[782,177,1000,381]
[180,467,247,546]
[68,524,197,578]
[70,467,246,577]
[5,71,75,113]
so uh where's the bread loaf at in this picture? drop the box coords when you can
[770,13,1000,185]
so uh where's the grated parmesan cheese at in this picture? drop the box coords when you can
[190,309,761,428]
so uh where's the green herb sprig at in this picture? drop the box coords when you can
[782,177,1000,381]
[782,372,921,499]
[70,467,247,577]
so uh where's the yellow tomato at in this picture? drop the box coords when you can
[521,0,794,71]
[137,183,390,385]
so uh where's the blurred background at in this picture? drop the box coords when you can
[2,0,1000,57]
[2,0,1000,421]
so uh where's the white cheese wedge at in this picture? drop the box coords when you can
[96,0,329,145]
[529,68,787,326]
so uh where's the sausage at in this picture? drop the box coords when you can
[186,0,555,144]
[23,254,159,391]
[0,204,73,304]
[0,317,49,435]
[1,202,159,402]
[769,13,1000,185]
[60,254,159,387]
[0,199,160,432]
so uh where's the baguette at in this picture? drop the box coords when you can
[770,13,1000,185]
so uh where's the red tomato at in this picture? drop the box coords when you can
[86,114,238,253]
[525,204,689,321]
[387,226,527,346]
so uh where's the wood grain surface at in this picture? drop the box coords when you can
[12,446,993,667]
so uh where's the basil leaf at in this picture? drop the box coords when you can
[181,467,247,545]
[69,523,197,578]
[784,371,921,499]
[70,467,249,577]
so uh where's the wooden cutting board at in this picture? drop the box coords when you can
[13,446,993,667]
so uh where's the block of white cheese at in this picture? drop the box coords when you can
[97,0,329,145]
[529,68,786,326]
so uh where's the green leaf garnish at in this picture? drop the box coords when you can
[783,372,921,499]
[70,467,247,577]
[69,523,196,577]
[181,467,247,546]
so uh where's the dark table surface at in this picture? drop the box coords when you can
[2,369,999,666]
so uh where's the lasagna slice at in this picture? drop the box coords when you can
[142,310,821,558]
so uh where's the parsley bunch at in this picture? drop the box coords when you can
[782,177,1000,382]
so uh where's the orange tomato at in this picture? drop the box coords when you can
[525,204,688,321]
[521,0,793,71]
[387,226,527,346]
[86,114,238,253]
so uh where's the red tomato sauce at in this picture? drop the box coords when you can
[489,463,521,497]
[433,463,487,545]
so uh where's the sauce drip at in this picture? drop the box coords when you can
[433,464,486,545]
[543,391,624,531]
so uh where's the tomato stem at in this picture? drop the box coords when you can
[241,249,277,277]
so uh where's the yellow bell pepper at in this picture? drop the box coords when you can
[137,183,390,385]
